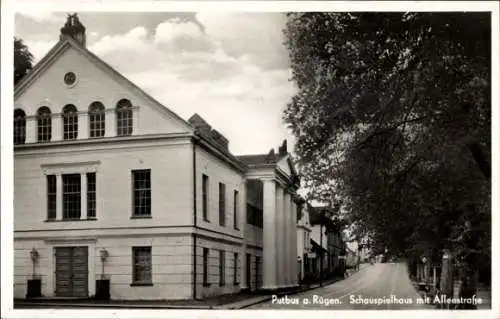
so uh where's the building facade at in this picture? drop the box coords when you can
[309,205,346,280]
[13,15,300,300]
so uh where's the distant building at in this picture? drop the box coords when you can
[308,205,346,280]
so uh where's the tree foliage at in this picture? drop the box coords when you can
[14,37,34,85]
[283,13,491,283]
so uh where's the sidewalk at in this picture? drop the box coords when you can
[15,280,340,310]
[15,267,370,310]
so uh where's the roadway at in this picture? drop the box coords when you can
[247,262,433,310]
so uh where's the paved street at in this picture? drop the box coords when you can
[248,263,432,310]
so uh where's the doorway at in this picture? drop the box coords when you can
[55,246,89,297]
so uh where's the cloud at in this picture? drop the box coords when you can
[91,26,149,55]
[24,39,58,64]
[16,11,61,23]
[195,12,290,70]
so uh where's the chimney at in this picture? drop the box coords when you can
[188,114,212,136]
[210,129,229,151]
[60,13,86,47]
[278,139,288,156]
[264,148,276,163]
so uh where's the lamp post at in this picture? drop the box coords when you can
[30,248,39,279]
[27,248,41,299]
[100,249,109,280]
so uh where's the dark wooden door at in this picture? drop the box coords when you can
[55,247,73,297]
[72,247,89,297]
[55,246,88,297]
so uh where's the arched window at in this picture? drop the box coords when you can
[14,109,26,145]
[116,99,133,136]
[63,104,78,140]
[37,106,52,142]
[89,102,105,138]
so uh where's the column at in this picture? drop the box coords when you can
[262,178,277,290]
[275,185,285,287]
[291,198,298,286]
[56,174,63,220]
[283,191,291,287]
[52,114,62,141]
[79,113,89,140]
[81,172,87,219]
[25,117,37,143]
[105,109,116,137]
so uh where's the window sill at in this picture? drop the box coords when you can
[130,215,152,219]
[130,283,153,287]
[202,283,211,287]
[234,227,240,231]
[203,218,210,223]
[45,218,98,222]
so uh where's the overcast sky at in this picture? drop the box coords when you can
[15,11,297,156]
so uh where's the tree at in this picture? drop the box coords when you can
[14,37,34,85]
[283,12,491,288]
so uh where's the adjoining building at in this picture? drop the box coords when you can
[13,14,300,300]
[307,205,346,282]
[295,199,312,283]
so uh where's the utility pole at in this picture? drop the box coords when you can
[320,222,323,287]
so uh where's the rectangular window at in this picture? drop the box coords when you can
[246,254,251,288]
[117,107,133,137]
[47,175,57,220]
[14,113,26,145]
[219,183,226,226]
[203,248,209,286]
[89,110,105,138]
[219,250,225,286]
[233,252,239,285]
[37,112,52,142]
[202,174,209,221]
[246,204,263,228]
[233,190,239,229]
[87,173,96,218]
[63,112,78,140]
[132,169,151,217]
[255,256,262,288]
[62,174,81,219]
[132,247,152,284]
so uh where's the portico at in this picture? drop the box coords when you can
[238,142,300,291]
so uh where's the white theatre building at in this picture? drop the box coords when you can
[13,15,300,300]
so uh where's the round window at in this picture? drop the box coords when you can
[64,72,77,86]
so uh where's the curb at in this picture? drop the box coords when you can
[14,281,337,310]
[14,302,213,309]
[14,273,362,310]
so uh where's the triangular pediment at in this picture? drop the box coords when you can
[277,154,300,184]
[15,36,193,135]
